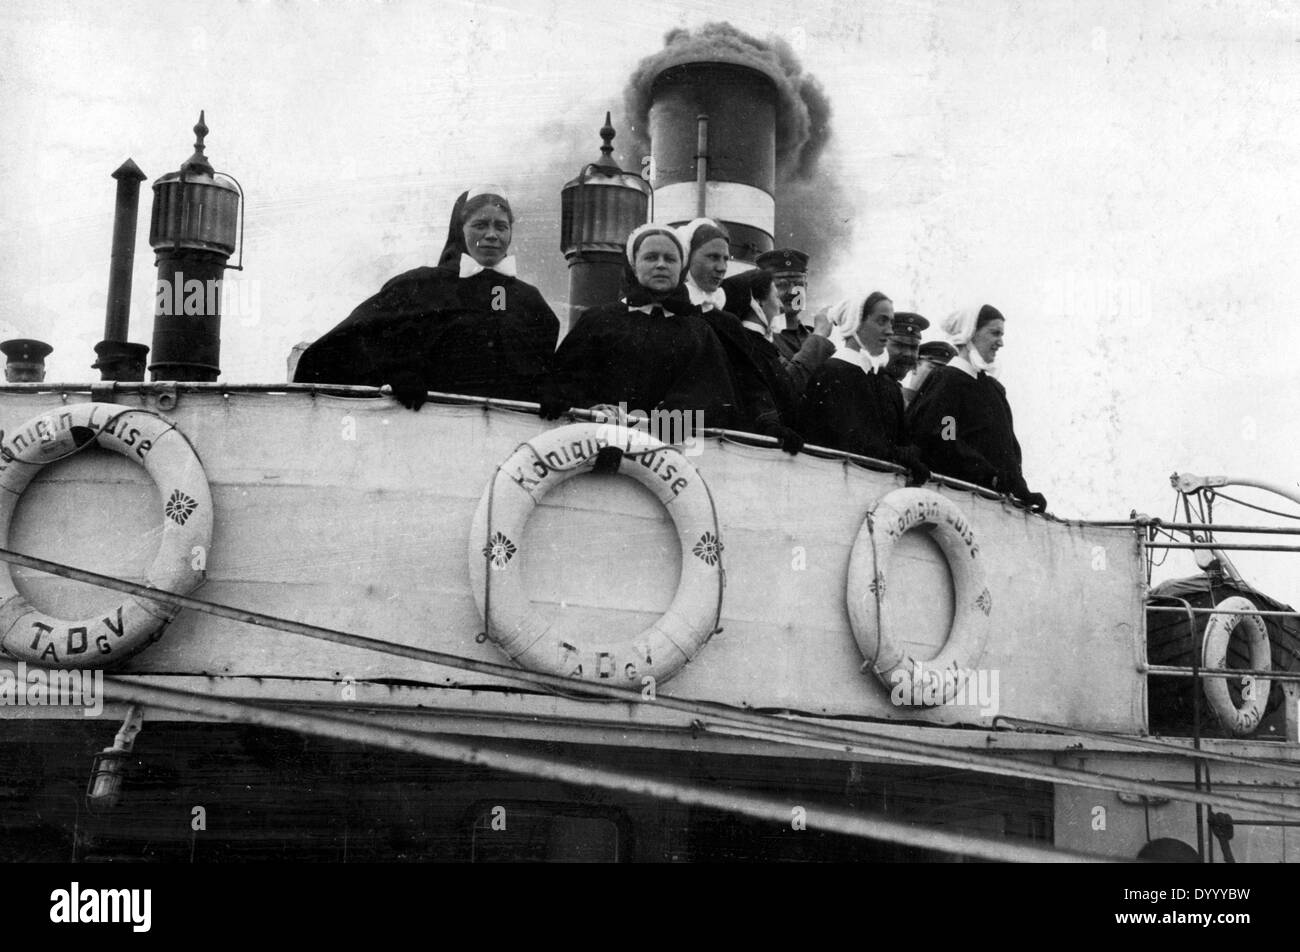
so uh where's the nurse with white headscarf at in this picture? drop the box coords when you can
[905,304,1046,512]
[798,291,930,485]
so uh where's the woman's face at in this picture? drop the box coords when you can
[856,298,894,353]
[970,318,1005,363]
[634,235,682,293]
[759,283,782,322]
[688,237,730,292]
[463,204,512,266]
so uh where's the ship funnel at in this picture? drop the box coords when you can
[560,113,650,328]
[147,112,243,381]
[647,61,777,267]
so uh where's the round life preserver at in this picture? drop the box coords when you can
[847,488,991,705]
[1201,596,1271,736]
[469,421,723,685]
[0,403,213,668]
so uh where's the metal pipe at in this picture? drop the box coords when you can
[1143,523,1300,536]
[1143,541,1300,553]
[103,159,146,342]
[1143,664,1300,681]
[995,716,1300,775]
[2,545,1300,822]
[1147,605,1300,618]
[695,114,708,217]
[95,676,1104,862]
[1173,472,1300,509]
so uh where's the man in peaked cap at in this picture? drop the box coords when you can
[902,337,957,409]
[884,311,929,383]
[755,248,833,392]
[1,339,52,383]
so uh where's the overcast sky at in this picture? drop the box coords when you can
[3,0,1299,599]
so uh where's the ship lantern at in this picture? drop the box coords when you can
[647,61,778,268]
[147,111,243,382]
[560,113,650,329]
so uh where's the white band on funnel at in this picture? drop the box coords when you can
[653,182,775,239]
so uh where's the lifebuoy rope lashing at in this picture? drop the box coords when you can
[1201,596,1271,736]
[0,403,214,668]
[846,488,992,706]
[470,421,723,685]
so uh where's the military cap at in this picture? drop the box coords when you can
[0,339,52,363]
[889,312,929,341]
[918,340,958,362]
[755,248,809,275]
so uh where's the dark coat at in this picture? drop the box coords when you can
[292,265,559,403]
[545,288,745,430]
[905,363,1027,493]
[800,357,916,464]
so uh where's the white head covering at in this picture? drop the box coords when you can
[941,307,981,348]
[942,305,1003,375]
[466,183,508,201]
[674,218,719,259]
[827,294,867,348]
[827,294,890,374]
[674,218,730,310]
[624,223,684,267]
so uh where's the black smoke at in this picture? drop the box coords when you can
[622,22,853,287]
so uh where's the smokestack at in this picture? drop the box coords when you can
[647,61,778,267]
[624,24,845,281]
[1,339,52,383]
[148,111,242,382]
[559,114,650,330]
[93,158,150,381]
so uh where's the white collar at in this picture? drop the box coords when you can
[459,253,518,279]
[742,300,774,341]
[830,342,890,375]
[950,351,999,379]
[621,297,671,316]
[685,275,726,312]
[950,354,978,379]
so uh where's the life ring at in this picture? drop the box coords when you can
[1201,596,1271,736]
[469,421,723,685]
[847,488,991,705]
[0,403,213,667]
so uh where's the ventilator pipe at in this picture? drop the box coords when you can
[695,114,708,217]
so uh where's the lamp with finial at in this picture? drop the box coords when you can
[559,113,650,330]
[147,111,244,382]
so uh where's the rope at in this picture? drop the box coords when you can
[3,546,1299,822]
[1209,489,1300,522]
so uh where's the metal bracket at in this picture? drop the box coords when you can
[89,381,117,404]
[1170,472,1226,494]
[154,382,179,411]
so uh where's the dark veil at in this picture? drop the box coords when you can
[436,190,470,269]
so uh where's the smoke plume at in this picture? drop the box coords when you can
[622,22,853,290]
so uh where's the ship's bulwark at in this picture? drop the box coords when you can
[0,387,1144,732]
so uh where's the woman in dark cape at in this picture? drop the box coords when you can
[905,304,1046,511]
[799,292,930,485]
[293,186,559,409]
[720,269,801,427]
[541,224,745,430]
[672,219,802,452]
